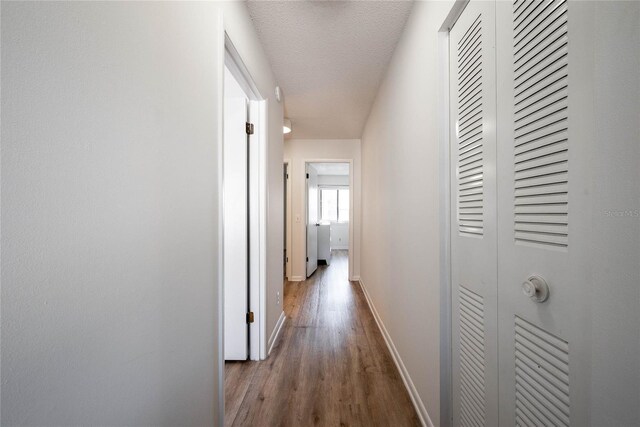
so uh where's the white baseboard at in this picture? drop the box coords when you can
[267,311,286,356]
[289,276,304,282]
[358,279,434,427]
[350,275,360,282]
[331,245,349,250]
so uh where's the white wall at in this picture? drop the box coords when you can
[284,140,361,281]
[330,224,349,250]
[317,174,349,186]
[359,2,454,426]
[1,2,283,425]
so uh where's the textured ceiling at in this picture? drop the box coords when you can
[247,0,414,139]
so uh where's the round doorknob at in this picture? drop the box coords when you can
[522,280,537,298]
[521,275,550,303]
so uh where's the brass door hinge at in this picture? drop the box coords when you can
[246,311,255,324]
[246,122,254,135]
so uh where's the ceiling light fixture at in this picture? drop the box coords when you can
[283,118,292,134]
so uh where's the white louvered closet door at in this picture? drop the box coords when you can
[451,0,640,426]
[495,1,640,426]
[449,2,499,426]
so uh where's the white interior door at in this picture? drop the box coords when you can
[449,2,499,425]
[306,164,319,277]
[495,1,640,426]
[224,69,249,361]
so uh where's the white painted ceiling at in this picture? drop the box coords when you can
[310,162,350,176]
[247,0,414,139]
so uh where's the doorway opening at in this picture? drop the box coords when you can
[305,162,351,280]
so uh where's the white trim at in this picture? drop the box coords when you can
[224,33,261,100]
[260,101,270,360]
[438,24,453,427]
[216,14,226,427]
[256,100,268,361]
[248,99,261,361]
[358,279,434,427]
[347,161,355,282]
[438,0,469,32]
[284,159,292,281]
[267,311,287,355]
[289,275,304,282]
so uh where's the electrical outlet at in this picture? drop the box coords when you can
[276,291,280,306]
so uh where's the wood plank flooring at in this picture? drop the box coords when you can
[224,250,420,427]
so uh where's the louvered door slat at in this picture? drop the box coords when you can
[512,0,568,249]
[459,286,487,425]
[456,13,485,238]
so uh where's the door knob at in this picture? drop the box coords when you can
[522,275,550,303]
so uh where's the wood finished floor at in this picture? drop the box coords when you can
[224,251,420,427]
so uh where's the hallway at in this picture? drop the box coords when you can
[2,2,639,425]
[225,251,420,426]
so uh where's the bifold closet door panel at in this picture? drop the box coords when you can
[496,1,640,425]
[449,1,499,426]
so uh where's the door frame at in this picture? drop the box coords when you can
[303,159,355,281]
[437,2,470,427]
[223,32,268,363]
[284,160,292,280]
[304,163,319,277]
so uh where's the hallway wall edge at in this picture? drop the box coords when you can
[358,279,433,427]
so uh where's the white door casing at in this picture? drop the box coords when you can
[306,164,319,278]
[223,92,249,361]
